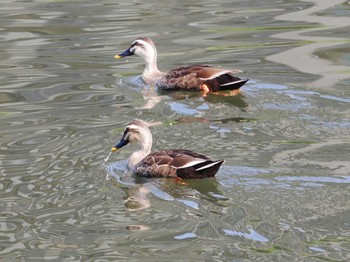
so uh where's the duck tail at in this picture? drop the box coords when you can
[195,160,224,171]
[194,159,225,178]
[217,74,248,90]
[205,74,248,91]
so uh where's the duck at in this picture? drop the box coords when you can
[115,37,248,95]
[111,120,224,178]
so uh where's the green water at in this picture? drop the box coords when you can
[0,0,349,261]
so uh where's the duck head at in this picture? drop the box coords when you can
[115,37,157,63]
[115,37,162,83]
[111,120,152,154]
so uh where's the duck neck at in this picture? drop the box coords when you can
[128,135,152,171]
[142,51,162,83]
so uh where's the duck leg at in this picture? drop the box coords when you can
[175,177,188,185]
[200,83,210,97]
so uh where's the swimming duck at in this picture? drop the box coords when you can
[115,37,248,95]
[111,120,224,178]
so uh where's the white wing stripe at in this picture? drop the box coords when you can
[195,161,221,171]
[177,159,207,169]
[220,79,246,86]
[198,71,231,80]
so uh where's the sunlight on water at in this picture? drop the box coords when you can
[174,232,197,240]
[145,183,175,201]
[1,0,349,261]
[223,227,269,243]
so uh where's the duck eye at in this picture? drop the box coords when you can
[123,127,138,137]
[122,127,130,136]
[131,41,143,48]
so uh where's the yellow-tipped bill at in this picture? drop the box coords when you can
[112,138,128,152]
[114,48,133,59]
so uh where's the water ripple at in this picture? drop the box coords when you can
[267,0,350,89]
[1,0,349,261]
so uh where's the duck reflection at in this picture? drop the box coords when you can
[116,75,168,110]
[174,115,256,125]
[123,184,151,211]
[120,176,229,212]
[137,84,167,110]
[159,89,248,109]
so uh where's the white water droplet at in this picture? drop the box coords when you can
[104,151,113,162]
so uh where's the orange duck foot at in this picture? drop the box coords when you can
[175,177,188,185]
[200,84,210,97]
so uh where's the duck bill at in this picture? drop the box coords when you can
[111,138,129,152]
[114,48,133,59]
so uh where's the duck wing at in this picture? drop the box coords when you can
[135,152,176,178]
[193,65,247,91]
[157,64,248,91]
[136,149,224,179]
[157,65,204,90]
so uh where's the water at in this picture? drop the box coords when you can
[1,0,349,261]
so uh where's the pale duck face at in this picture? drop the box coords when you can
[116,38,156,63]
[115,37,162,84]
[112,121,152,152]
[131,39,156,62]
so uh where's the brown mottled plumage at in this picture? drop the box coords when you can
[115,37,248,93]
[111,120,224,179]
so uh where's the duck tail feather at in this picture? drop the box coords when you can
[195,160,225,171]
[219,79,248,90]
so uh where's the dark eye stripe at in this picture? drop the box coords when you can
[121,128,129,140]
[122,126,139,141]
[123,127,130,137]
[131,41,142,48]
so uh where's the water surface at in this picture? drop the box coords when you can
[0,0,349,261]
